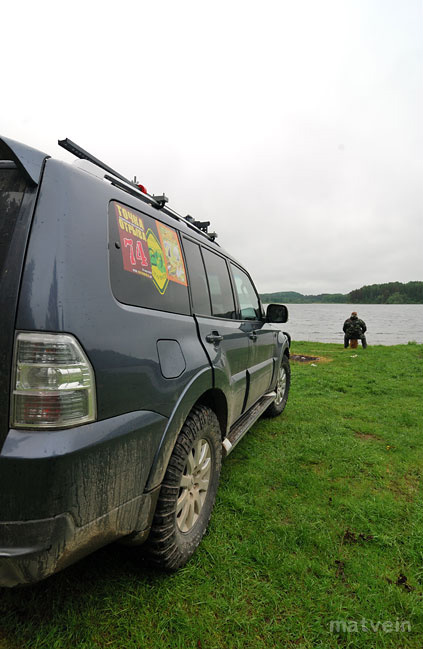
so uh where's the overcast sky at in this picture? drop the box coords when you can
[2,0,422,294]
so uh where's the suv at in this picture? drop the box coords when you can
[0,136,290,587]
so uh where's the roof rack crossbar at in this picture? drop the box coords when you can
[58,137,218,242]
[58,138,134,187]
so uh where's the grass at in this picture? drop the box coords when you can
[1,342,422,648]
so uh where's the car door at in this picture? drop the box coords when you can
[182,238,250,427]
[230,263,278,410]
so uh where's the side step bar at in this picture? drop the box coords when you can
[222,391,276,457]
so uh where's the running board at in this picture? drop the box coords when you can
[222,392,276,457]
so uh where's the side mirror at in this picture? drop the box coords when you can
[266,303,288,323]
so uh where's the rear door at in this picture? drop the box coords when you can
[182,238,250,427]
[230,263,277,409]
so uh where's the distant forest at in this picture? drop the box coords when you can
[260,281,423,304]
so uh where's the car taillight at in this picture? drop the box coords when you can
[11,332,96,429]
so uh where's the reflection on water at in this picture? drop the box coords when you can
[265,303,423,345]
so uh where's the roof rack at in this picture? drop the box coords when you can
[58,138,218,242]
[185,215,217,241]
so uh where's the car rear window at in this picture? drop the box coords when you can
[0,162,28,279]
[108,201,190,315]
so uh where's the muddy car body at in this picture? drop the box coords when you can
[0,136,290,587]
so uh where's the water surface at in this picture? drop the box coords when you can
[266,303,423,345]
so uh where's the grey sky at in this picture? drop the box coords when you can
[2,0,422,294]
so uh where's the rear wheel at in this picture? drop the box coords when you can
[265,354,290,417]
[145,405,222,570]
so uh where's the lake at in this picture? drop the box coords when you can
[265,303,423,345]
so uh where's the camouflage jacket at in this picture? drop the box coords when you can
[343,316,366,337]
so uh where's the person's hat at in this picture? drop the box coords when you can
[351,311,357,316]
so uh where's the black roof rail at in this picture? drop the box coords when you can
[58,138,218,242]
[59,138,135,187]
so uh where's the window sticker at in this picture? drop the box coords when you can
[113,202,187,296]
[146,228,168,295]
[156,221,188,287]
[115,203,152,279]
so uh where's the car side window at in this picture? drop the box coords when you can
[231,264,261,320]
[202,249,236,319]
[182,238,212,316]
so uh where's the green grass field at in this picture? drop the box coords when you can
[1,342,422,649]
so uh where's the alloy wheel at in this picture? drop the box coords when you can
[274,365,287,406]
[176,438,212,533]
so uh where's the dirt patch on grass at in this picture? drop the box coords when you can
[396,573,414,592]
[334,559,346,581]
[389,473,420,502]
[342,528,374,544]
[290,354,332,364]
[354,431,381,441]
[387,573,415,592]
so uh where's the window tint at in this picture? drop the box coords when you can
[0,162,28,279]
[231,264,261,320]
[182,238,211,315]
[109,201,190,314]
[202,249,235,319]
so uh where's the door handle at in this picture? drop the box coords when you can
[206,331,224,344]
[249,331,258,341]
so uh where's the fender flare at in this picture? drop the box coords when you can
[144,366,214,491]
[268,333,290,390]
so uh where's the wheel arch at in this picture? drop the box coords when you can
[194,388,228,440]
[144,370,228,492]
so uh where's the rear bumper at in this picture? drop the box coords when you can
[0,488,159,588]
[0,410,166,587]
[0,513,74,587]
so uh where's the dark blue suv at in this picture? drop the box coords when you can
[0,136,290,587]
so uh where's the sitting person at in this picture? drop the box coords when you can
[343,311,367,348]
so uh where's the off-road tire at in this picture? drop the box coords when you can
[264,354,291,418]
[145,405,222,570]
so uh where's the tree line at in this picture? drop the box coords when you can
[260,282,423,304]
[349,282,422,304]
